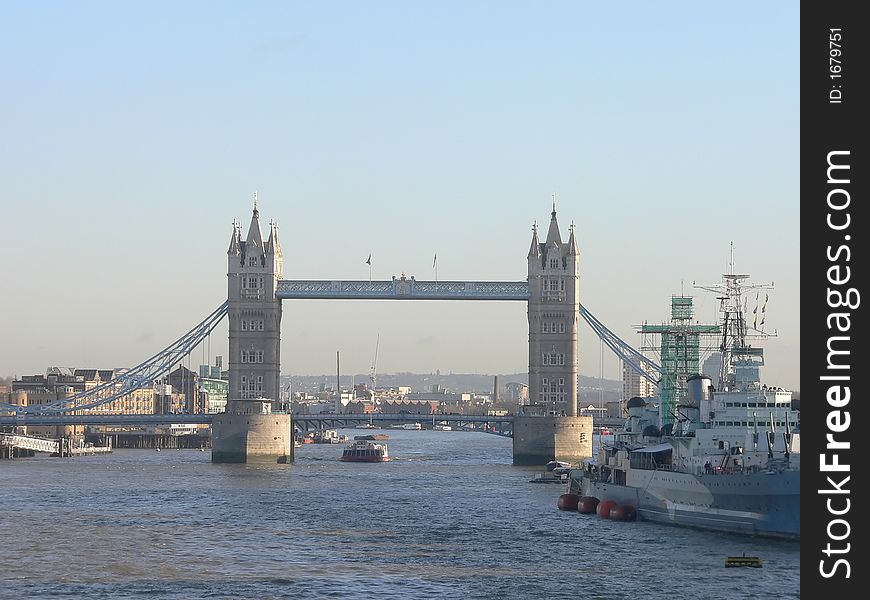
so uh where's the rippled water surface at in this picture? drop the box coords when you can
[1,430,799,599]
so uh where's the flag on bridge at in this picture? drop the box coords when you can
[366,253,372,265]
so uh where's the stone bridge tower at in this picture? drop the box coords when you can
[527,197,580,417]
[226,197,283,405]
[213,197,293,463]
[513,197,591,465]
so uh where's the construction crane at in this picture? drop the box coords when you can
[370,334,380,391]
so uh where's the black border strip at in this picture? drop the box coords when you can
[802,3,867,596]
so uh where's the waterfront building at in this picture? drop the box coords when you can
[333,390,355,413]
[380,400,439,415]
[292,401,335,415]
[168,366,206,414]
[199,356,226,380]
[622,360,657,401]
[153,384,186,414]
[199,377,229,413]
[504,382,529,404]
[406,391,461,404]
[579,404,608,419]
[702,352,722,390]
[6,367,156,436]
[342,400,376,414]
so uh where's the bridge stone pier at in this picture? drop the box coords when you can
[212,197,592,466]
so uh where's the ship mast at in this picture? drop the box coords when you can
[370,334,380,391]
[694,243,774,392]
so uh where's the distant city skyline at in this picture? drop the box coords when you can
[0,2,799,390]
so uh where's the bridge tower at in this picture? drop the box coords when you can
[513,197,592,465]
[226,197,283,404]
[212,197,293,463]
[527,197,580,417]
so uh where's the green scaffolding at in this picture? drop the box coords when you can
[641,297,719,426]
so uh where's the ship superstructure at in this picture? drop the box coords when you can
[570,257,800,539]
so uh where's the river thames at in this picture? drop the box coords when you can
[0,430,799,599]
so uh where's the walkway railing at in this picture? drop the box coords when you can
[1,434,59,454]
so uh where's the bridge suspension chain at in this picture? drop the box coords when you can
[2,302,229,414]
[579,305,661,386]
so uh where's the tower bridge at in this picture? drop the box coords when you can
[216,198,635,464]
[1,197,661,466]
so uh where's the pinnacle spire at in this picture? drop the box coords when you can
[545,194,562,246]
[567,221,579,256]
[227,219,241,254]
[266,219,282,256]
[527,221,541,258]
[244,193,265,257]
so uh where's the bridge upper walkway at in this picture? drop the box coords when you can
[277,278,529,301]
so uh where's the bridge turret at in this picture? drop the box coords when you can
[527,223,541,261]
[216,196,292,463]
[265,221,283,278]
[527,196,580,417]
[227,221,241,257]
[227,195,283,412]
[567,222,580,257]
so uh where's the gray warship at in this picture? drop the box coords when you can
[570,263,799,539]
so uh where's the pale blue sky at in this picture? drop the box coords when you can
[0,2,799,389]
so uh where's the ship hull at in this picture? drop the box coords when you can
[579,468,799,540]
[340,456,389,462]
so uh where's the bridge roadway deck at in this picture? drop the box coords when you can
[1,413,625,430]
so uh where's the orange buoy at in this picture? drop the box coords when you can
[577,496,599,514]
[609,504,637,521]
[596,499,617,518]
[557,493,580,511]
